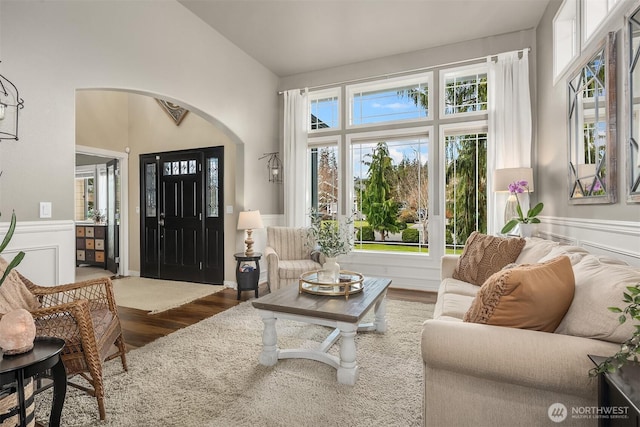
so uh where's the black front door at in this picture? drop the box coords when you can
[140,147,224,284]
[106,158,120,275]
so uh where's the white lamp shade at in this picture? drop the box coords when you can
[237,210,263,230]
[493,167,534,192]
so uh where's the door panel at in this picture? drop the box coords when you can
[140,147,224,284]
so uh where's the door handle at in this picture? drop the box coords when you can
[159,213,165,227]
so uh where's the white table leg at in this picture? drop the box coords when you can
[258,310,279,366]
[374,291,388,333]
[336,322,359,385]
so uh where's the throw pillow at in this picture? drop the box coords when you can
[0,256,40,315]
[463,256,575,332]
[555,255,640,343]
[452,231,526,286]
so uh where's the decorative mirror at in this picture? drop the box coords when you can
[628,8,640,202]
[567,32,617,204]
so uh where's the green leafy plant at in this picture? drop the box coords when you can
[308,209,354,258]
[590,283,640,376]
[501,180,544,234]
[0,211,25,286]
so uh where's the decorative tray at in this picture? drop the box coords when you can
[298,270,364,299]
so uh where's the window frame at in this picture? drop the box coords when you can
[346,126,434,255]
[439,63,488,119]
[308,87,342,133]
[308,134,342,216]
[346,72,433,129]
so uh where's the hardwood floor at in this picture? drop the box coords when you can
[117,283,437,351]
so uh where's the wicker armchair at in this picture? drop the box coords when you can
[19,273,127,420]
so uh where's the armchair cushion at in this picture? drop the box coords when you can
[0,257,40,314]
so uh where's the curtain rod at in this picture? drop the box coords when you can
[278,47,530,94]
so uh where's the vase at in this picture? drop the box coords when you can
[519,223,535,238]
[320,257,340,284]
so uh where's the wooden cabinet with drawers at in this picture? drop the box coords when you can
[76,224,107,269]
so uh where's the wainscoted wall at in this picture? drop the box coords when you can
[536,216,640,266]
[5,215,635,293]
[255,214,640,293]
[0,220,75,286]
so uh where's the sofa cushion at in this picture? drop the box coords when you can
[452,232,526,286]
[463,256,575,332]
[555,255,640,343]
[434,292,477,320]
[0,257,40,315]
[538,245,589,265]
[515,237,559,264]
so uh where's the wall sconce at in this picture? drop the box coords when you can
[259,152,283,183]
[0,64,25,141]
[237,210,264,256]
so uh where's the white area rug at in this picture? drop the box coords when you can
[35,299,433,426]
[112,276,224,314]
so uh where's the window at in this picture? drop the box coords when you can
[443,128,487,254]
[309,137,339,218]
[309,88,340,132]
[554,0,621,82]
[307,65,489,258]
[347,73,432,127]
[441,65,487,117]
[350,131,430,253]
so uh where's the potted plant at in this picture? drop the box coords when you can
[500,180,544,236]
[0,211,34,356]
[0,211,25,286]
[590,283,640,376]
[307,209,354,283]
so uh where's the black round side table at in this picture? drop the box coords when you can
[234,252,262,300]
[0,336,66,427]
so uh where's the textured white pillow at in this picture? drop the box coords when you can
[555,255,640,343]
[515,238,559,264]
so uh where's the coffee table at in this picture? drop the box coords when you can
[251,276,392,385]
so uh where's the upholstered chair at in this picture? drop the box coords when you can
[264,226,322,291]
[0,257,127,421]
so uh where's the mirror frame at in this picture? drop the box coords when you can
[567,32,617,205]
[627,6,640,203]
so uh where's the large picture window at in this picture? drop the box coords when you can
[351,132,429,253]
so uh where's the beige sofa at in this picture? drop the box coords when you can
[422,237,640,427]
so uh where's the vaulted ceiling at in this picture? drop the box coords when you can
[179,0,550,77]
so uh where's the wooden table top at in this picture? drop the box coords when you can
[252,276,392,324]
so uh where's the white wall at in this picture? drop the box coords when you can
[0,0,280,284]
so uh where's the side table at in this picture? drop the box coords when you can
[0,337,66,427]
[589,355,640,426]
[233,252,262,300]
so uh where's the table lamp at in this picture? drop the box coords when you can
[493,167,534,224]
[237,210,263,256]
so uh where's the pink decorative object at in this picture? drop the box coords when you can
[0,308,36,355]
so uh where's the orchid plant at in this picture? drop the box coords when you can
[500,180,544,234]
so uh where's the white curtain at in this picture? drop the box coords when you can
[283,89,309,227]
[487,50,532,235]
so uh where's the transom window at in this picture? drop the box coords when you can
[309,88,340,132]
[441,65,487,116]
[347,73,432,127]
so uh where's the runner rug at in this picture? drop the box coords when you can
[34,298,434,426]
[112,276,225,314]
